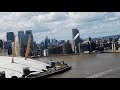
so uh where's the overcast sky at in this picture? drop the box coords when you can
[0,12,120,43]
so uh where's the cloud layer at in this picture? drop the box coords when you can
[0,12,120,43]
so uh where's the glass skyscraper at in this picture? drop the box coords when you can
[72,29,80,53]
[18,30,34,56]
[7,32,14,42]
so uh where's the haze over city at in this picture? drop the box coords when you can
[0,12,120,43]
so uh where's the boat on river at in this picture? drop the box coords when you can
[0,56,71,78]
[23,61,72,78]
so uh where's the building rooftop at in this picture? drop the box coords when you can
[0,56,49,78]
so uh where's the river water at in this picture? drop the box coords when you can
[33,53,120,78]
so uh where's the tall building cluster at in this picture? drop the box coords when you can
[0,28,120,57]
[38,37,73,56]
[0,30,34,56]
[18,30,34,56]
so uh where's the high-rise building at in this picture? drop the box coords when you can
[48,39,50,44]
[59,40,66,45]
[63,42,73,54]
[44,36,49,49]
[4,40,12,55]
[85,37,96,53]
[51,39,54,44]
[0,39,3,48]
[7,32,14,42]
[78,43,90,53]
[25,30,34,51]
[78,43,81,53]
[72,29,80,45]
[18,31,25,56]
[72,29,80,53]
[18,30,34,56]
[18,31,24,43]
[26,30,32,35]
[112,39,118,51]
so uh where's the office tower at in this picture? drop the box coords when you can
[51,39,53,44]
[72,29,80,53]
[7,32,14,42]
[48,39,50,44]
[88,37,92,53]
[4,40,12,55]
[43,49,51,56]
[63,43,68,54]
[72,29,80,46]
[78,43,90,53]
[33,41,38,56]
[86,37,96,53]
[63,42,73,54]
[25,30,34,51]
[112,39,117,51]
[51,38,57,45]
[26,30,32,35]
[0,39,3,48]
[44,36,49,49]
[18,31,25,56]
[43,49,47,56]
[78,43,81,53]
[59,40,65,45]
[71,40,75,52]
[78,43,89,53]
[18,30,34,56]
[18,31,24,43]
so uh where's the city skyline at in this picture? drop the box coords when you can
[0,12,120,43]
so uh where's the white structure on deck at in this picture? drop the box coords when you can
[0,56,50,78]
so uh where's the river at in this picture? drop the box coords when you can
[33,53,120,78]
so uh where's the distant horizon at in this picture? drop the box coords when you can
[1,31,120,43]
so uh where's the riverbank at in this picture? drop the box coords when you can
[39,53,120,78]
[30,50,120,59]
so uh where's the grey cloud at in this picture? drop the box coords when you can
[0,12,119,42]
[33,12,69,23]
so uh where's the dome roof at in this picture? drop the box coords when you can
[0,56,49,78]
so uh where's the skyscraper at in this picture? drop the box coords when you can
[18,30,34,56]
[72,29,80,53]
[44,36,49,49]
[18,31,25,56]
[25,30,34,51]
[7,32,14,42]
[26,30,32,35]
[63,42,73,54]
[4,40,12,55]
[112,39,117,51]
[0,39,3,48]
[18,31,24,43]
